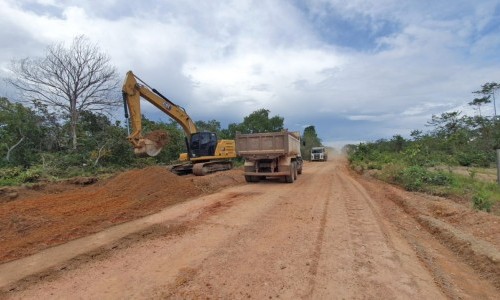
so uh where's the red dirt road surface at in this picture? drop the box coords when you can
[0,157,499,299]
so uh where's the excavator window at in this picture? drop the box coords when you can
[189,132,217,157]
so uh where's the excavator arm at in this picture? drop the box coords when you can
[122,70,197,156]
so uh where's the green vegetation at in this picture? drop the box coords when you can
[0,93,305,185]
[301,125,323,160]
[2,36,321,185]
[346,82,500,213]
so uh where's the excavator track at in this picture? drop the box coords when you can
[192,160,233,176]
[170,163,194,176]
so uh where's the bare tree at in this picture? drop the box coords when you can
[8,35,120,150]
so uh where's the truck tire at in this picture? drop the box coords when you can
[285,163,295,183]
[245,175,260,183]
[293,162,298,180]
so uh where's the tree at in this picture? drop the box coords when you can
[301,125,322,160]
[0,97,44,166]
[468,96,491,117]
[7,35,120,150]
[410,130,423,140]
[77,111,134,166]
[195,119,221,134]
[217,109,284,138]
[240,108,284,133]
[32,100,64,152]
[427,111,464,137]
[219,122,243,139]
[426,111,472,155]
[386,135,406,153]
[473,82,500,117]
[303,126,321,146]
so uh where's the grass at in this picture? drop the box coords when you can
[368,162,500,214]
[0,164,123,187]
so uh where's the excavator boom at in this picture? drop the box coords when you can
[122,71,197,156]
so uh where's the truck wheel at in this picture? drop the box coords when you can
[293,162,298,180]
[245,175,260,183]
[285,164,295,183]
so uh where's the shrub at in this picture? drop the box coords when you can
[397,166,426,191]
[17,166,43,183]
[0,167,23,180]
[396,166,454,191]
[367,161,383,170]
[379,163,405,182]
[457,151,491,167]
[426,171,453,186]
[0,166,44,185]
[472,190,493,212]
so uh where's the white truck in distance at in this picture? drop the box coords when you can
[311,146,328,162]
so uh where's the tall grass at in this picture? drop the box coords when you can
[350,155,499,214]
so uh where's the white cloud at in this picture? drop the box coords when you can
[0,0,499,145]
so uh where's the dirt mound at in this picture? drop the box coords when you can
[0,167,244,264]
[0,187,19,202]
[144,130,169,148]
[97,166,198,202]
[66,177,98,185]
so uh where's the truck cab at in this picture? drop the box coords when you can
[311,147,328,162]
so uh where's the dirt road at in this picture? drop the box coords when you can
[1,157,499,299]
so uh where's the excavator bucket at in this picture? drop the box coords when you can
[133,130,170,157]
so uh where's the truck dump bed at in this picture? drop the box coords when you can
[235,131,301,160]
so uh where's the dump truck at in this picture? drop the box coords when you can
[236,131,303,183]
[311,146,328,161]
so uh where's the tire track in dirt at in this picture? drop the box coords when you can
[346,175,428,298]
[310,161,445,299]
[302,167,334,298]
[3,158,497,299]
[133,159,446,299]
[3,188,274,299]
[308,170,357,299]
[330,174,420,298]
[346,171,500,299]
[168,162,336,299]
[306,184,330,282]
[352,170,500,299]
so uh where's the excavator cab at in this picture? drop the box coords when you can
[188,132,217,158]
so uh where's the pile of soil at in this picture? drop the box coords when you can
[144,130,170,148]
[0,166,244,264]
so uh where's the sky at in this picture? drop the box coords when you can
[0,0,499,149]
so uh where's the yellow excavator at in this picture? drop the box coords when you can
[122,71,236,176]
